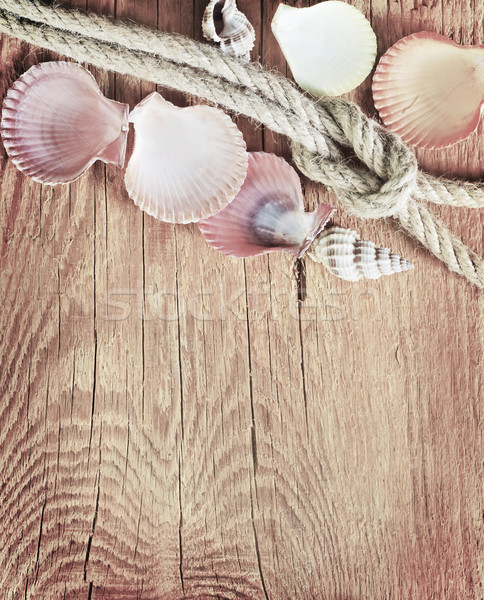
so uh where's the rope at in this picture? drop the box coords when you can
[0,0,483,287]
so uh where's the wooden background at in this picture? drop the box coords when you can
[1,1,483,598]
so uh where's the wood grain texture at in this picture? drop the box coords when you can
[0,1,483,599]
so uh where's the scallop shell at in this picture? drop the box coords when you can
[198,152,335,258]
[1,61,129,184]
[309,227,414,281]
[372,32,484,149]
[271,1,377,97]
[124,92,248,224]
[202,0,255,60]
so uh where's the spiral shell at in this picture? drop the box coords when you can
[202,0,255,60]
[309,227,414,281]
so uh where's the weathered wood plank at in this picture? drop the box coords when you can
[0,1,482,599]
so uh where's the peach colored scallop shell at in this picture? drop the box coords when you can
[373,32,484,149]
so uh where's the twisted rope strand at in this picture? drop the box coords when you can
[0,0,483,287]
[1,0,340,157]
[399,200,484,288]
[416,173,484,208]
[0,11,332,155]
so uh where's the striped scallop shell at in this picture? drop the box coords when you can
[202,0,255,60]
[372,32,484,149]
[308,227,414,281]
[198,152,335,258]
[124,92,248,224]
[271,1,377,97]
[1,61,129,184]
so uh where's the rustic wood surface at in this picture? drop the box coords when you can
[1,1,483,598]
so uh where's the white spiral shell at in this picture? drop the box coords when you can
[309,227,414,281]
[202,0,255,60]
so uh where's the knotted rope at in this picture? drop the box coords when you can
[0,0,483,287]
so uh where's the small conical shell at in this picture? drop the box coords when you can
[1,61,129,184]
[124,92,248,224]
[271,1,377,97]
[202,0,255,60]
[308,227,414,281]
[198,152,335,257]
[372,32,484,149]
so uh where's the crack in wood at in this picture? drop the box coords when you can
[178,452,185,597]
[249,487,270,600]
[174,227,185,442]
[34,497,47,583]
[88,186,98,458]
[83,483,100,583]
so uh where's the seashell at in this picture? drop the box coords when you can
[271,1,377,97]
[308,226,414,281]
[125,92,248,224]
[1,61,129,184]
[198,152,335,257]
[202,0,255,60]
[372,32,484,149]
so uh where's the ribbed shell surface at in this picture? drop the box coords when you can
[309,227,414,281]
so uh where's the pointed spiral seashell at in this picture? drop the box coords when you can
[372,32,484,149]
[124,92,248,224]
[308,227,414,281]
[1,61,129,184]
[202,0,255,60]
[198,152,335,258]
[271,1,377,97]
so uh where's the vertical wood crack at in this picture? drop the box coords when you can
[178,453,185,596]
[243,261,269,599]
[84,479,101,585]
[33,497,47,582]
[174,228,185,596]
[83,482,100,582]
[88,180,98,457]
[295,259,309,435]
[249,487,270,600]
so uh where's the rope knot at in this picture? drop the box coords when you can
[0,0,482,287]
[291,99,419,220]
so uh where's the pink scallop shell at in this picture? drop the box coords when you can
[1,61,129,184]
[198,152,335,258]
[124,92,248,224]
[372,32,484,149]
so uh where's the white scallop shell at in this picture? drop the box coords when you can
[372,32,484,149]
[202,0,255,60]
[199,152,334,257]
[308,227,414,281]
[271,1,377,97]
[124,92,248,224]
[1,61,129,184]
